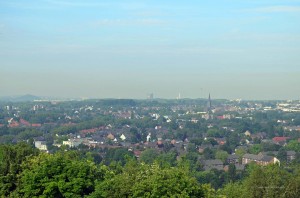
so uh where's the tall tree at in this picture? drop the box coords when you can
[0,142,39,197]
[89,162,204,198]
[228,164,236,182]
[17,152,106,198]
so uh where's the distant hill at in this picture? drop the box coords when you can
[0,94,42,102]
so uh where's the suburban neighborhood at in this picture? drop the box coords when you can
[1,98,300,178]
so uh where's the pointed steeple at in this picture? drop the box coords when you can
[207,93,212,111]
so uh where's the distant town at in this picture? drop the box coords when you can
[1,96,300,164]
[1,94,300,196]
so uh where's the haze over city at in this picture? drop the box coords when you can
[1,0,300,100]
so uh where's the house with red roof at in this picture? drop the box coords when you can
[9,121,19,128]
[133,150,142,158]
[20,119,31,127]
[216,115,224,120]
[80,128,98,135]
[31,123,42,127]
[215,138,226,145]
[272,137,289,145]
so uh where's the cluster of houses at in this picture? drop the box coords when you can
[276,102,300,112]
[7,118,42,128]
[2,100,300,173]
[32,123,298,172]
[200,151,296,172]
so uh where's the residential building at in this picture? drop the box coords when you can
[287,151,296,162]
[242,153,280,166]
[272,137,289,145]
[63,139,84,148]
[34,141,47,151]
[227,154,239,164]
[202,159,223,171]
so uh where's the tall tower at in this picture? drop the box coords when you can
[207,93,212,112]
[148,93,154,100]
[177,93,181,100]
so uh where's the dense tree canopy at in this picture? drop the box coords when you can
[18,152,105,198]
[0,142,39,196]
[1,142,300,198]
[89,161,205,198]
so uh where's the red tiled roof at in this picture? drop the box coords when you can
[134,150,142,157]
[9,121,19,128]
[80,128,98,134]
[272,137,289,142]
[31,123,42,127]
[20,119,31,126]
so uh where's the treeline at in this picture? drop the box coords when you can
[0,143,205,197]
[220,164,300,198]
[1,142,300,197]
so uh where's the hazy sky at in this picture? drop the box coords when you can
[1,0,300,100]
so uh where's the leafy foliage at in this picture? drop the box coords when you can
[0,142,39,196]
[18,152,106,198]
[90,161,204,198]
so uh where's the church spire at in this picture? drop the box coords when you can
[207,93,212,111]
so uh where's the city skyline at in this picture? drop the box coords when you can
[1,0,300,100]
